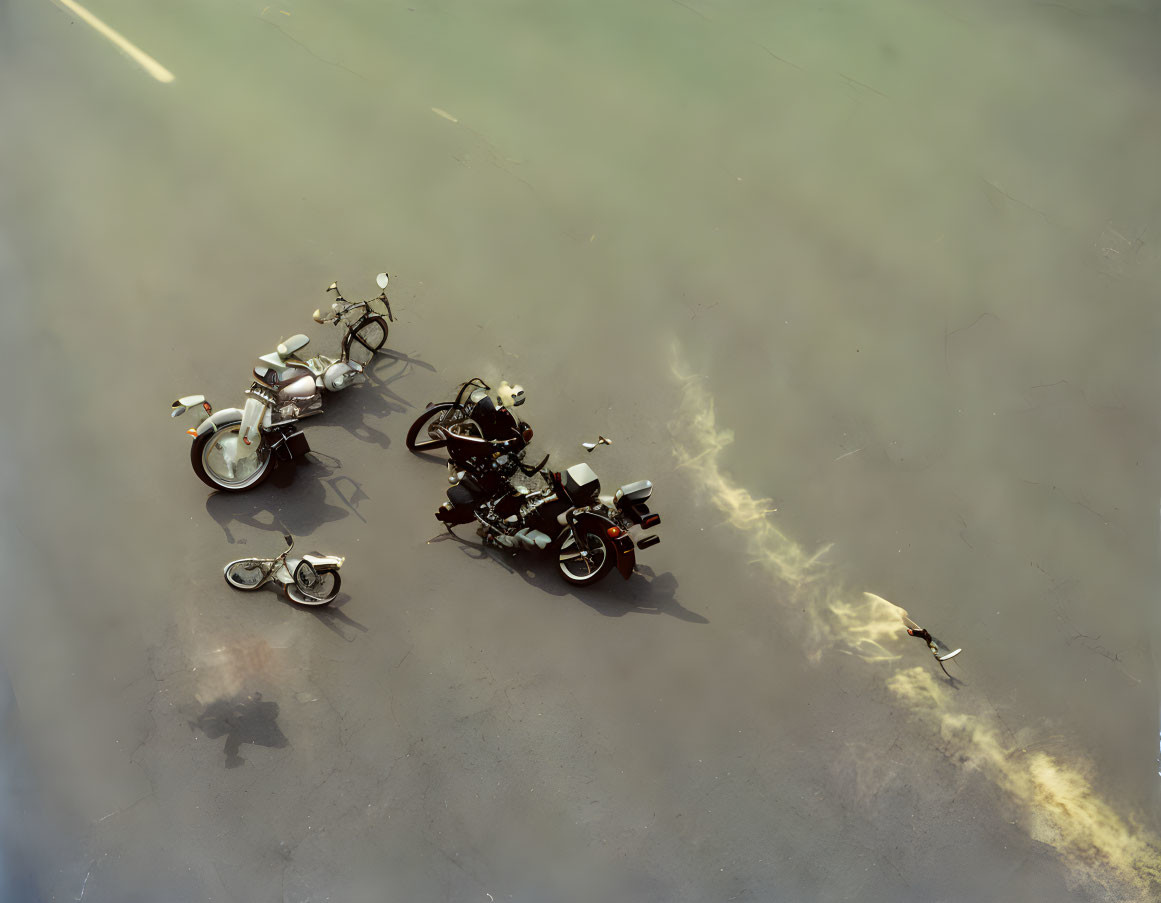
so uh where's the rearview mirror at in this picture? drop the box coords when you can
[284,534,294,547]
[376,272,389,289]
[312,309,324,323]
[326,282,338,293]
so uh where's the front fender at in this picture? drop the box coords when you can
[196,408,245,437]
[572,511,636,580]
[171,395,209,426]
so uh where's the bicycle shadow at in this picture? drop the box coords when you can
[321,349,436,450]
[206,459,366,542]
[428,529,704,623]
[293,591,368,643]
[188,691,289,769]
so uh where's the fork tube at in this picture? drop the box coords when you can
[238,396,266,457]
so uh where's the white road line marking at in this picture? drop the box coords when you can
[51,0,175,83]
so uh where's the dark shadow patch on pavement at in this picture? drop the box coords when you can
[188,692,289,769]
[206,463,355,542]
[297,592,369,642]
[429,529,705,622]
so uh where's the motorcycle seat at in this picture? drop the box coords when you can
[447,484,478,507]
[440,429,494,461]
[615,480,653,504]
[277,334,311,358]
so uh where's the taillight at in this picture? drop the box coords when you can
[522,428,533,442]
[202,402,212,413]
[641,513,661,529]
[606,526,622,539]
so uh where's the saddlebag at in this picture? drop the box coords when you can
[271,429,310,461]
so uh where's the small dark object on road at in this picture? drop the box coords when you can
[903,615,962,678]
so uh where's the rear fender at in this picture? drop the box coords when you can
[302,553,344,570]
[195,408,245,438]
[572,510,636,580]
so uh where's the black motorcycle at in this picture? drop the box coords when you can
[433,428,661,586]
[405,377,530,453]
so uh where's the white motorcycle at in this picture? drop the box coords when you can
[223,534,344,605]
[172,273,394,492]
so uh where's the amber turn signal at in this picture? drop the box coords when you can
[186,428,197,436]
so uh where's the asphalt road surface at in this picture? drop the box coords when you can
[2,1,1160,901]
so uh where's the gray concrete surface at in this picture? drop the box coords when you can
[2,0,1160,900]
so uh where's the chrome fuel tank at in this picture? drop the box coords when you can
[278,373,316,400]
[272,372,323,421]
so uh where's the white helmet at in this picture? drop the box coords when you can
[496,380,526,408]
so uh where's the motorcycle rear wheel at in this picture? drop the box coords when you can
[555,529,616,586]
[405,403,482,452]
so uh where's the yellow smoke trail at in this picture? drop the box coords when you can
[669,360,1161,900]
[669,366,908,665]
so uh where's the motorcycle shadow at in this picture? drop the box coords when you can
[432,531,706,623]
[207,460,367,542]
[321,349,436,450]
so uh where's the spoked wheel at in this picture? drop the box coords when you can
[555,529,616,586]
[284,571,340,606]
[343,316,388,367]
[191,420,273,492]
[223,559,268,590]
[405,403,482,452]
[293,561,340,602]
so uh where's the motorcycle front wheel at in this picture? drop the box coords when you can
[223,559,268,591]
[343,315,388,366]
[405,403,482,452]
[555,529,616,586]
[191,420,273,492]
